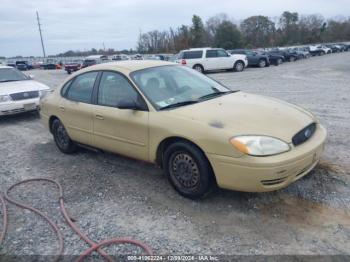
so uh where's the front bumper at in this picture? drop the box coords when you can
[207,124,327,192]
[0,98,40,116]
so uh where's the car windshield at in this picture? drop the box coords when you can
[0,68,29,83]
[130,65,233,110]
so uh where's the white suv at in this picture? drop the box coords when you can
[176,48,248,73]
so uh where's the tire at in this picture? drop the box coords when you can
[234,61,244,72]
[52,119,77,154]
[289,56,296,62]
[276,58,283,66]
[193,64,204,74]
[258,59,266,68]
[319,51,325,56]
[163,141,214,199]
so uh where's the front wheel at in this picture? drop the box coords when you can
[52,119,77,154]
[163,142,214,199]
[289,56,296,62]
[234,61,244,72]
[258,59,267,68]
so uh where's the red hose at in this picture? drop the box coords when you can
[0,178,153,261]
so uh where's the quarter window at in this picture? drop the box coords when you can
[66,72,98,103]
[182,51,203,59]
[97,71,139,108]
[61,80,72,97]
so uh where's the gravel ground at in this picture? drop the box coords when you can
[0,53,350,260]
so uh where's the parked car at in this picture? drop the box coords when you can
[40,61,326,199]
[325,44,341,53]
[65,61,82,74]
[131,54,143,60]
[6,61,16,68]
[268,49,298,62]
[308,46,326,56]
[112,54,130,61]
[42,59,58,70]
[315,45,332,54]
[82,55,108,69]
[15,61,29,71]
[261,51,285,66]
[229,49,270,68]
[335,43,347,52]
[291,47,311,58]
[0,66,51,115]
[177,48,248,73]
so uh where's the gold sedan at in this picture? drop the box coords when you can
[40,61,327,199]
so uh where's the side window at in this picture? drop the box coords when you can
[66,71,98,103]
[97,71,139,108]
[217,50,229,57]
[206,50,217,58]
[183,51,203,59]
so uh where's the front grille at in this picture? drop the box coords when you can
[292,123,316,146]
[10,91,39,101]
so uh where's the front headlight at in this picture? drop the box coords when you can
[230,135,290,156]
[0,95,12,103]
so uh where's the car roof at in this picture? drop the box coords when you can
[79,60,176,74]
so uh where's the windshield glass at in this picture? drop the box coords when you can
[0,68,29,83]
[130,65,232,110]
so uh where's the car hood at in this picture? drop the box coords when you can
[168,92,315,143]
[0,80,50,95]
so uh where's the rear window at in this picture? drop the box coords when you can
[182,51,203,59]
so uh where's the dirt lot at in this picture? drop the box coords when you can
[1,53,350,258]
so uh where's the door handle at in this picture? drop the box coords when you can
[95,114,104,120]
[59,106,65,111]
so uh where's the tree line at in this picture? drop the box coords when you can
[53,11,350,57]
[137,11,350,53]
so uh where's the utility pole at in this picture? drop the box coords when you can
[36,11,46,58]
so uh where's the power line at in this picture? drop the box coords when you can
[36,11,46,58]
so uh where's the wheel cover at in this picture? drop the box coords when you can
[236,63,243,71]
[194,66,202,72]
[170,153,200,189]
[56,124,70,148]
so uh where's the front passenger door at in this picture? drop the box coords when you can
[92,71,149,161]
[60,71,98,145]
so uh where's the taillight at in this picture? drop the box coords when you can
[181,59,187,65]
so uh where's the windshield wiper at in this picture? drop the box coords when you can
[198,90,233,101]
[159,100,199,110]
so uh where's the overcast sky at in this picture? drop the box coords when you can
[1,0,349,57]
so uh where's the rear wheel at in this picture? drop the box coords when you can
[234,61,244,72]
[52,119,77,154]
[163,142,214,199]
[193,64,204,74]
[289,56,296,62]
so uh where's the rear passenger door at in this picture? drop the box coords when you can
[92,71,149,161]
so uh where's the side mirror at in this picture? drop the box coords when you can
[118,99,144,111]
